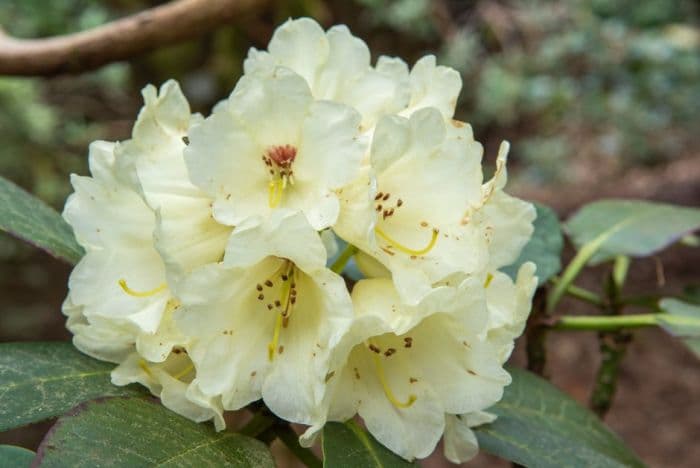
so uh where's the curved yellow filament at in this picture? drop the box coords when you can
[138,359,153,378]
[268,179,284,208]
[267,313,284,361]
[374,226,439,256]
[172,363,194,380]
[370,349,416,409]
[484,273,494,288]
[119,279,166,298]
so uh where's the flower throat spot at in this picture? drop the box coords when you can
[118,279,166,298]
[263,145,297,209]
[367,341,417,409]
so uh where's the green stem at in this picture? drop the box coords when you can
[551,313,658,331]
[330,244,358,274]
[549,276,605,306]
[589,272,629,418]
[274,424,322,468]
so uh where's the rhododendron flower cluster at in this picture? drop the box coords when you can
[62,17,537,462]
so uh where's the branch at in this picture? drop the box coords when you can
[0,0,267,76]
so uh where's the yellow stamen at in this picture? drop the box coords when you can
[369,346,416,409]
[267,313,284,361]
[172,363,194,380]
[267,178,285,208]
[484,273,494,288]
[374,226,439,256]
[139,359,153,378]
[118,279,166,297]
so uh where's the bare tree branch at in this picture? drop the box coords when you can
[0,0,268,76]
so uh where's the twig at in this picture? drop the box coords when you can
[0,0,267,76]
[589,257,631,418]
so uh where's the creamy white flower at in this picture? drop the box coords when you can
[63,140,176,363]
[184,68,365,232]
[112,350,225,430]
[441,262,538,464]
[245,18,462,132]
[244,17,410,131]
[466,142,537,271]
[334,108,491,304]
[63,80,230,428]
[301,275,518,461]
[116,80,232,287]
[443,411,497,463]
[175,212,353,428]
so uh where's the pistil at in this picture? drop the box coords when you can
[118,279,167,297]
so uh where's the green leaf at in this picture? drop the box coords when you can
[475,367,645,468]
[658,298,700,357]
[0,342,142,431]
[35,398,274,467]
[565,199,700,265]
[0,445,35,468]
[503,203,563,285]
[322,421,419,468]
[0,175,83,264]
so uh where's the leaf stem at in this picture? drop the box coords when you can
[551,314,659,331]
[550,277,605,306]
[330,244,358,274]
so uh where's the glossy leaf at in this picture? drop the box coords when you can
[658,298,700,357]
[0,445,34,468]
[565,199,700,265]
[0,342,142,431]
[503,203,563,285]
[35,398,274,467]
[322,421,419,468]
[475,367,645,468]
[0,175,83,264]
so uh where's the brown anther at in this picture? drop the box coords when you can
[278,345,285,354]
[354,367,361,379]
[404,337,413,348]
[374,192,384,201]
[368,344,381,354]
[420,221,429,227]
[468,369,477,376]
[409,377,418,383]
[397,199,403,207]
[281,274,288,281]
[256,284,263,291]
[376,204,383,212]
[267,304,274,310]
[283,316,289,328]
[266,144,297,168]
[382,193,390,201]
[325,371,335,382]
[264,280,273,287]
[290,297,296,305]
[257,294,264,300]
[274,300,281,307]
[384,348,396,357]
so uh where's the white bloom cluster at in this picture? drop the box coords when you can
[62,18,537,462]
